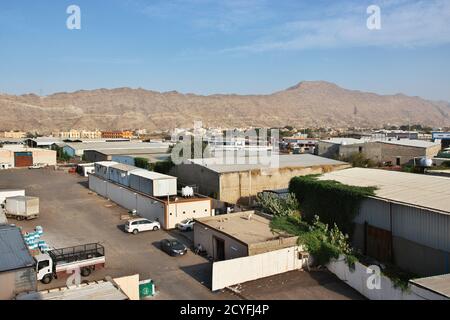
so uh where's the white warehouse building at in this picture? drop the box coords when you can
[319,168,450,277]
[89,161,214,229]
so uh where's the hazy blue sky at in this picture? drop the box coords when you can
[1,0,450,101]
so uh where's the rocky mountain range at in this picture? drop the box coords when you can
[0,81,449,133]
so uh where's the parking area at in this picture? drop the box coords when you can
[0,168,234,300]
[0,168,363,300]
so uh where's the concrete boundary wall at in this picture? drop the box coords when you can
[89,174,165,227]
[327,255,448,300]
[211,246,304,291]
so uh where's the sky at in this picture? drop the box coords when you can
[0,0,450,101]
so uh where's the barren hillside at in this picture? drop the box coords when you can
[0,81,448,132]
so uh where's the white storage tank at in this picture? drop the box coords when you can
[5,196,39,217]
[129,171,177,197]
[109,163,145,187]
[94,161,118,180]
[0,189,26,205]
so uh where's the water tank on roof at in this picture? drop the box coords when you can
[181,186,194,198]
[419,157,433,167]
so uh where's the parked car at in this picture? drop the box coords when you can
[29,163,46,169]
[176,219,195,231]
[125,218,161,235]
[160,239,188,256]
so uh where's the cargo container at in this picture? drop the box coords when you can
[94,161,118,180]
[108,163,145,187]
[5,196,39,221]
[0,189,26,206]
[129,171,177,197]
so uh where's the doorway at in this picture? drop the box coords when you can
[214,236,225,261]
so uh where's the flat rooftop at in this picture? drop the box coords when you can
[190,154,348,174]
[17,280,128,300]
[130,170,175,180]
[110,163,144,172]
[319,168,450,214]
[377,139,440,149]
[410,274,450,299]
[195,211,291,245]
[66,141,170,151]
[0,224,35,272]
[91,148,170,156]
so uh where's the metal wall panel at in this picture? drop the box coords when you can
[355,198,391,230]
[392,204,450,253]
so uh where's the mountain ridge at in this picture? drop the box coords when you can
[1,81,449,133]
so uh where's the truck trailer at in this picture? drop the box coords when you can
[0,189,25,207]
[5,196,39,220]
[34,243,105,284]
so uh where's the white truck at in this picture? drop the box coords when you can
[0,189,25,207]
[5,196,39,221]
[34,243,106,284]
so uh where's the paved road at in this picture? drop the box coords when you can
[0,168,235,300]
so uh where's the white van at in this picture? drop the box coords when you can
[125,218,161,234]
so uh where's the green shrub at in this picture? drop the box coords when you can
[256,192,300,216]
[289,175,376,236]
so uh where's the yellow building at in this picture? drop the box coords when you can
[0,131,26,139]
[54,129,102,139]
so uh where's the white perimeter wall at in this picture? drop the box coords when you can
[327,255,448,300]
[211,246,304,291]
[89,175,165,227]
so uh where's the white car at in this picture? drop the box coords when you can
[29,163,46,169]
[176,219,195,232]
[125,218,161,234]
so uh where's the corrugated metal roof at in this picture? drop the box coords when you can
[110,163,143,172]
[16,280,128,300]
[377,139,440,149]
[319,168,450,214]
[93,148,170,155]
[0,225,35,272]
[130,170,176,180]
[411,274,450,298]
[95,161,118,167]
[189,154,348,173]
[65,141,170,151]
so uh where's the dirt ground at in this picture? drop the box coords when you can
[0,167,363,300]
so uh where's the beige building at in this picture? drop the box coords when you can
[0,147,57,168]
[0,131,26,139]
[194,211,298,261]
[54,129,102,140]
[170,154,350,205]
[316,138,441,166]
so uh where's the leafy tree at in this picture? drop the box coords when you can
[150,160,175,174]
[344,152,376,168]
[256,192,300,216]
[135,157,150,170]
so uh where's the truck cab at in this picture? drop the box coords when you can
[34,254,54,284]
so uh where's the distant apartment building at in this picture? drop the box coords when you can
[53,129,102,140]
[0,131,26,139]
[101,130,134,139]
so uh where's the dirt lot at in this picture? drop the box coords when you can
[230,269,364,300]
[0,168,232,300]
[0,168,363,300]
